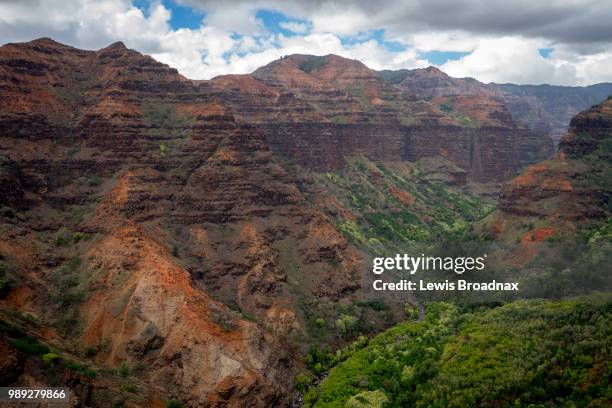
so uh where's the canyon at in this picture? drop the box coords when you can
[0,38,610,407]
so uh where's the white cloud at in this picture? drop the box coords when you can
[440,37,577,85]
[311,6,372,36]
[408,31,478,53]
[278,21,309,34]
[555,48,612,86]
[203,2,265,36]
[152,27,235,79]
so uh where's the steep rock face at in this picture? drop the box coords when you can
[212,54,452,172]
[0,39,363,406]
[403,125,552,181]
[80,221,288,407]
[211,56,552,182]
[394,66,519,128]
[0,156,25,207]
[494,98,611,229]
[388,65,612,146]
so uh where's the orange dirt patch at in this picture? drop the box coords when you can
[389,187,414,206]
[0,285,35,310]
[513,164,547,187]
[521,227,556,243]
[491,218,506,238]
[542,178,573,191]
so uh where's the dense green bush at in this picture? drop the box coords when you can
[299,56,328,73]
[295,372,313,393]
[10,336,51,355]
[117,362,131,378]
[304,295,612,407]
[86,175,102,186]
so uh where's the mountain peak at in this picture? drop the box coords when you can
[253,53,375,86]
[103,41,128,51]
[30,37,66,46]
[25,37,76,50]
[258,53,370,73]
[415,65,449,78]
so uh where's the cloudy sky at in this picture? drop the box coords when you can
[1,0,611,85]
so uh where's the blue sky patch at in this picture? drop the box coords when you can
[133,0,205,30]
[538,48,554,59]
[419,50,470,65]
[370,29,406,52]
[256,9,311,36]
[341,29,407,52]
[162,0,205,30]
[132,0,151,17]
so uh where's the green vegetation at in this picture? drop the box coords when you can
[51,256,86,307]
[303,295,612,407]
[2,321,98,379]
[298,56,328,73]
[0,257,10,297]
[118,362,131,378]
[295,372,313,393]
[346,390,388,408]
[52,227,91,247]
[120,383,138,393]
[376,69,410,85]
[83,345,98,357]
[439,103,453,113]
[54,228,73,246]
[62,359,97,378]
[159,143,168,158]
[584,218,612,244]
[141,103,193,160]
[299,297,394,345]
[86,174,102,186]
[10,335,51,355]
[166,400,184,408]
[42,352,62,364]
[312,156,494,252]
[141,103,193,131]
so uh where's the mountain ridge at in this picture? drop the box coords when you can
[379,65,612,145]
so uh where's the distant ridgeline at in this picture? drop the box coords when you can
[378,66,612,145]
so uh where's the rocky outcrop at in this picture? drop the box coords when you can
[387,65,612,146]
[393,66,521,128]
[497,98,611,223]
[80,222,289,407]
